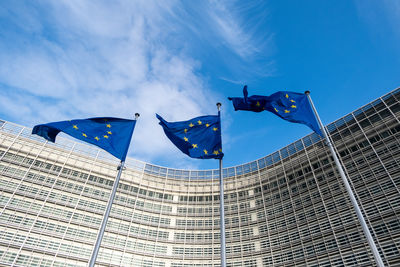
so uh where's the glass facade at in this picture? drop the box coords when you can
[0,88,400,266]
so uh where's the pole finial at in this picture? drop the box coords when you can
[135,113,140,120]
[304,90,310,95]
[216,102,222,111]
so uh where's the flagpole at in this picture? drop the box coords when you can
[88,113,140,267]
[305,91,385,267]
[216,102,227,267]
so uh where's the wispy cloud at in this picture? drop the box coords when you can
[0,0,273,168]
[208,1,261,58]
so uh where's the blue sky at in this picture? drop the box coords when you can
[0,0,399,170]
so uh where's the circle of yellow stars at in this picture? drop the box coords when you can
[182,119,222,156]
[273,93,297,114]
[71,121,113,142]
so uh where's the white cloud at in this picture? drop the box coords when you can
[0,0,271,167]
[208,0,272,60]
[208,1,258,58]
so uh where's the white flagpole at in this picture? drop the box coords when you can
[217,102,227,267]
[305,91,385,267]
[88,113,140,267]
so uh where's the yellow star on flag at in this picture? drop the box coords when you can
[103,135,109,139]
[189,123,194,127]
[203,149,208,155]
[213,127,218,131]
[82,133,87,137]
[285,94,289,98]
[256,101,260,107]
[73,125,78,130]
[197,120,202,125]
[274,108,279,112]
[291,105,297,108]
[94,136,99,141]
[107,131,112,135]
[213,150,219,155]
[106,124,111,128]
[205,123,210,127]
[192,144,198,148]
[184,128,188,133]
[284,110,290,113]
[183,137,189,142]
[290,99,295,103]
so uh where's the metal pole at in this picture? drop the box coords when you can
[217,102,226,267]
[305,91,385,267]
[88,113,140,267]
[88,160,125,267]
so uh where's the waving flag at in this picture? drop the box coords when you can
[229,86,322,136]
[156,114,223,159]
[32,117,136,160]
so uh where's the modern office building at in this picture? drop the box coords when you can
[0,88,400,267]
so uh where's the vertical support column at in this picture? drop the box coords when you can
[88,160,125,267]
[217,102,226,267]
[218,157,226,267]
[88,113,139,267]
[305,91,385,267]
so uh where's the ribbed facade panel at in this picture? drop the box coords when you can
[0,88,399,266]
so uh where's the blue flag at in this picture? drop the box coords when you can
[228,86,322,136]
[156,114,223,159]
[32,117,136,161]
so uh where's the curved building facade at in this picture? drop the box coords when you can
[1,88,400,266]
